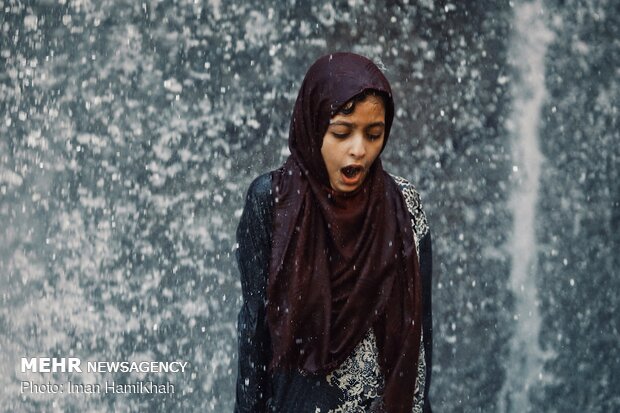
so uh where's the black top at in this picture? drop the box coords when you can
[234,173,433,413]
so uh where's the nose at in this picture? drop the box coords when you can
[348,133,366,159]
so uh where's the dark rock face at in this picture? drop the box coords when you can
[1,1,617,411]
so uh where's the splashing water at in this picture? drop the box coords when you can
[499,1,555,412]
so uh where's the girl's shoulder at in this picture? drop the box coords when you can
[245,172,272,202]
[388,173,430,238]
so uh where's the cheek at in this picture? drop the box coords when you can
[320,145,332,173]
[321,139,340,171]
[369,141,384,162]
[323,150,338,173]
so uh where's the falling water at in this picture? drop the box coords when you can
[499,1,554,412]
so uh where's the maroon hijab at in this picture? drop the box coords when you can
[267,52,422,412]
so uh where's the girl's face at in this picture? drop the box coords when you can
[320,95,386,193]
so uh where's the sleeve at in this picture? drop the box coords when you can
[396,176,433,413]
[419,230,433,413]
[234,175,273,413]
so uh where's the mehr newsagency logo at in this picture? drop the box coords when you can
[19,357,188,395]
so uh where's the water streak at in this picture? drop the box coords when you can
[499,1,554,412]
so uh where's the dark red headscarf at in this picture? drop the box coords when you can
[267,52,422,413]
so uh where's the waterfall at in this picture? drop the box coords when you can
[499,1,554,412]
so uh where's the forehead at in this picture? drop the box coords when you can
[332,95,385,122]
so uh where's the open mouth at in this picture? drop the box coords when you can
[341,165,363,180]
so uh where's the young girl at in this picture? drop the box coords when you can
[235,52,433,413]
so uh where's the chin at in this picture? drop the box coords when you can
[336,183,361,193]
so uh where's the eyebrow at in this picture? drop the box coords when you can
[328,121,385,128]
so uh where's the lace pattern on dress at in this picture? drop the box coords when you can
[324,175,429,413]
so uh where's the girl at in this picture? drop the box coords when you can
[235,52,433,413]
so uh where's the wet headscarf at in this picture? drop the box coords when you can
[267,52,422,413]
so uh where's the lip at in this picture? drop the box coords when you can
[340,164,365,186]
